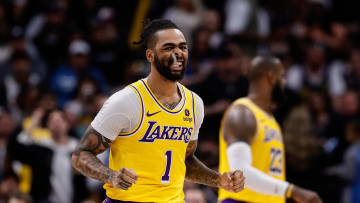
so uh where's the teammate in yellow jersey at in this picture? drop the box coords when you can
[218,56,323,203]
[71,19,245,203]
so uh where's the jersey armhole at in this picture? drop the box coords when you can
[118,85,144,136]
[191,92,197,128]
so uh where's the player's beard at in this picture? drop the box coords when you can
[153,52,187,81]
[271,81,286,108]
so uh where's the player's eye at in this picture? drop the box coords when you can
[164,47,173,51]
[180,46,187,51]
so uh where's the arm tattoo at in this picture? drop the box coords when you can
[72,126,115,184]
[223,104,257,145]
[185,140,221,187]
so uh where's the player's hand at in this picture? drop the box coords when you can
[218,170,245,193]
[291,185,322,203]
[110,168,138,190]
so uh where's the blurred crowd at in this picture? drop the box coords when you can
[0,0,360,202]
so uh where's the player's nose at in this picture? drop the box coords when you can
[173,47,184,57]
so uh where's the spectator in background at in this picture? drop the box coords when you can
[329,48,360,99]
[7,192,33,203]
[282,102,325,200]
[183,181,217,203]
[181,27,214,88]
[163,0,203,47]
[20,93,58,143]
[326,119,360,203]
[322,89,360,178]
[0,26,47,82]
[0,107,16,178]
[200,9,223,50]
[0,171,19,203]
[224,0,270,51]
[7,0,32,28]
[197,138,219,170]
[309,22,350,59]
[89,7,126,86]
[0,4,8,46]
[50,39,108,107]
[26,0,69,70]
[92,93,108,114]
[198,42,249,137]
[185,188,207,203]
[64,77,101,137]
[286,43,328,93]
[0,51,42,124]
[7,109,88,203]
[283,104,323,171]
[304,90,330,136]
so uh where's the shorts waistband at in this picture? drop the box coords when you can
[105,197,153,203]
[221,199,247,203]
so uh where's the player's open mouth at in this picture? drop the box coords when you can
[172,62,182,69]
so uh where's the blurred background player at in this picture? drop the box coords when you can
[72,19,245,203]
[218,56,322,203]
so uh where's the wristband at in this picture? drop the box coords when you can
[286,184,294,198]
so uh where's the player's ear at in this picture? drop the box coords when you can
[146,49,154,63]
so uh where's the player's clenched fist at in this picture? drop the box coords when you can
[291,185,322,203]
[218,170,245,193]
[110,168,138,190]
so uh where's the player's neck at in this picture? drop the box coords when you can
[248,84,272,114]
[146,72,178,97]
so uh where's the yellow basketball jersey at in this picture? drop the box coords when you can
[218,98,286,203]
[104,79,196,203]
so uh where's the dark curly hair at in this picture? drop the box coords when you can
[133,19,179,49]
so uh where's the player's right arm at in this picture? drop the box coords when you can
[72,87,139,190]
[72,126,137,190]
[223,104,322,203]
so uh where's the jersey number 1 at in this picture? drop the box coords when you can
[161,150,172,183]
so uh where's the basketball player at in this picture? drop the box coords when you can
[218,56,323,203]
[72,19,245,203]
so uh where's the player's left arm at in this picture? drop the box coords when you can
[185,140,244,192]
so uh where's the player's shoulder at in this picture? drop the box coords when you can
[178,83,203,104]
[188,90,204,109]
[108,85,138,101]
[182,86,203,104]
[230,102,255,117]
[103,85,140,109]
[223,102,257,141]
[226,102,257,128]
